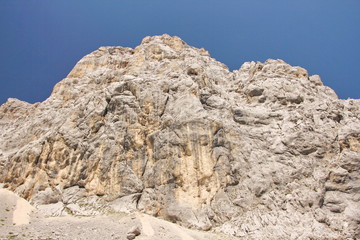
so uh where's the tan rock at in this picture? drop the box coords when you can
[0,34,359,239]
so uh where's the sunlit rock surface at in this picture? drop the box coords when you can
[1,34,359,239]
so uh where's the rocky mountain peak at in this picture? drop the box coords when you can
[0,35,359,239]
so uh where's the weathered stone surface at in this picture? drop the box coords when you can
[0,34,359,239]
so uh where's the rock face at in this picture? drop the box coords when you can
[0,34,359,239]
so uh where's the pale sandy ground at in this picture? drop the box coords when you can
[0,187,239,240]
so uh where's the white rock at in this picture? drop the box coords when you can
[0,34,359,239]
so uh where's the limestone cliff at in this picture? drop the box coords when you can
[0,34,359,239]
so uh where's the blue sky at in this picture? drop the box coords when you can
[0,0,359,104]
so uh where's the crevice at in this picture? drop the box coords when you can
[135,191,143,210]
[159,95,169,118]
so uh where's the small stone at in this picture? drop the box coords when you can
[127,226,141,236]
[126,233,136,240]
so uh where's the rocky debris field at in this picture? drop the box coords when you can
[0,187,236,240]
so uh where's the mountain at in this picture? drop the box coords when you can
[0,34,359,239]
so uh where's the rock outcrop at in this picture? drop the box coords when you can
[0,34,359,239]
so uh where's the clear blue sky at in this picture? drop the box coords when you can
[0,0,359,104]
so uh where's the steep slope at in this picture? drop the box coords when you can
[0,34,359,239]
